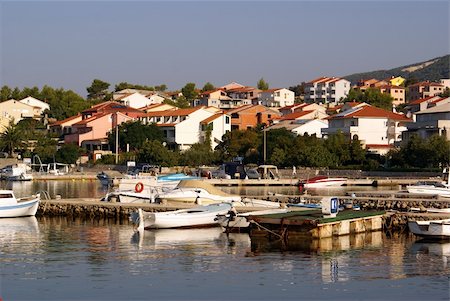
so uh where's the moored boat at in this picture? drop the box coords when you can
[299,176,347,189]
[216,208,290,232]
[406,168,450,198]
[408,218,450,240]
[130,202,232,230]
[0,190,40,218]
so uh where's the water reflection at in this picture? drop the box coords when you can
[410,240,450,269]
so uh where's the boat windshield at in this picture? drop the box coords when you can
[0,193,14,198]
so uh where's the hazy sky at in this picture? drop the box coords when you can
[1,1,449,97]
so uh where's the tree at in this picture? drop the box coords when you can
[32,134,58,163]
[215,129,261,163]
[0,120,25,156]
[108,121,164,151]
[155,84,167,92]
[0,86,12,101]
[288,83,305,97]
[137,140,179,166]
[201,82,215,92]
[345,88,393,110]
[87,79,110,100]
[55,143,82,164]
[257,78,269,90]
[181,83,198,104]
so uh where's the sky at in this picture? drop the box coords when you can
[0,0,449,97]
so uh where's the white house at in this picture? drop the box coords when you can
[139,106,230,150]
[268,119,328,138]
[322,105,411,154]
[403,102,450,142]
[117,92,157,109]
[304,77,350,104]
[259,88,295,107]
[19,96,50,114]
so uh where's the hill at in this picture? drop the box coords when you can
[343,54,449,84]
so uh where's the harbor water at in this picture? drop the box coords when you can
[0,180,449,300]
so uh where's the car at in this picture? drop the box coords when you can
[245,168,261,180]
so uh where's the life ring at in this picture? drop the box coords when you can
[135,182,144,193]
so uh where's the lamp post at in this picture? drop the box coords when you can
[263,129,266,164]
[115,124,119,164]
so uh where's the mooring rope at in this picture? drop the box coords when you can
[250,220,283,239]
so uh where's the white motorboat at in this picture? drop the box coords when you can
[407,168,450,197]
[408,218,450,240]
[130,202,232,230]
[155,179,242,205]
[1,163,33,181]
[216,208,290,232]
[0,190,40,218]
[299,176,347,189]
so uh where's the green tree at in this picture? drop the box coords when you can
[0,120,24,156]
[0,86,12,101]
[288,83,305,97]
[215,129,261,163]
[137,140,179,166]
[155,84,167,92]
[108,121,164,151]
[201,82,215,92]
[345,88,393,110]
[32,134,58,163]
[181,83,198,104]
[441,87,450,98]
[257,78,269,90]
[87,79,110,100]
[55,143,82,164]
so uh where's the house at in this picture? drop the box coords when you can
[402,102,450,142]
[408,81,445,101]
[63,101,144,150]
[405,96,448,115]
[378,85,406,107]
[304,77,350,104]
[268,119,328,138]
[19,96,50,114]
[140,103,177,113]
[279,103,327,116]
[113,88,154,100]
[115,92,159,109]
[259,88,295,107]
[387,76,406,87]
[0,99,41,132]
[220,82,246,91]
[49,114,83,138]
[322,105,411,155]
[197,88,232,108]
[139,106,230,150]
[65,112,136,151]
[226,105,281,130]
[226,86,261,106]
[278,110,325,122]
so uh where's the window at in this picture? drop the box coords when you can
[225,116,230,124]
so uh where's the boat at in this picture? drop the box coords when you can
[1,163,33,181]
[299,176,347,189]
[155,179,242,205]
[130,202,232,230]
[0,190,40,218]
[97,170,123,187]
[406,168,450,197]
[408,218,450,240]
[216,208,290,232]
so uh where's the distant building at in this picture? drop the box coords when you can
[304,77,350,104]
[408,81,445,101]
[226,104,280,130]
[19,96,50,114]
[378,85,406,107]
[259,88,295,107]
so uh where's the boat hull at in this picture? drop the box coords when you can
[302,177,347,189]
[132,203,232,229]
[406,185,450,197]
[408,219,450,240]
[0,198,40,218]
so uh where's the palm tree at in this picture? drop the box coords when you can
[0,119,24,156]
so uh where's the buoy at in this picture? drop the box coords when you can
[135,182,144,193]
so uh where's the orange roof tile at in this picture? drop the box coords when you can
[330,106,411,121]
[201,113,224,125]
[141,107,202,117]
[281,110,314,120]
[50,114,82,126]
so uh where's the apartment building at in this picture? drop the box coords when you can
[304,77,350,104]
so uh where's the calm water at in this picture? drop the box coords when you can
[0,217,449,301]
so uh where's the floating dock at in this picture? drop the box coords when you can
[248,209,386,240]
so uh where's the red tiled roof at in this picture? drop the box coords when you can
[141,107,202,117]
[226,86,259,93]
[330,106,411,121]
[409,96,436,105]
[50,114,82,126]
[262,88,282,93]
[365,144,394,149]
[226,104,255,114]
[201,113,224,125]
[280,110,314,120]
[307,77,330,84]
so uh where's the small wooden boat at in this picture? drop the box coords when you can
[216,208,290,232]
[0,190,40,218]
[408,218,450,240]
[299,176,347,189]
[130,203,232,230]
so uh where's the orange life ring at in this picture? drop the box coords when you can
[135,182,144,193]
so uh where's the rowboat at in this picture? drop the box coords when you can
[408,218,450,240]
[130,202,232,230]
[0,190,40,218]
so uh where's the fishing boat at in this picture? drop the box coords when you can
[406,168,450,198]
[299,176,347,189]
[1,163,33,181]
[130,202,232,230]
[408,218,450,240]
[0,190,40,218]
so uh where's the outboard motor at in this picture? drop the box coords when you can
[321,197,338,218]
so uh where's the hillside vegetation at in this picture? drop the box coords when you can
[343,54,449,84]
